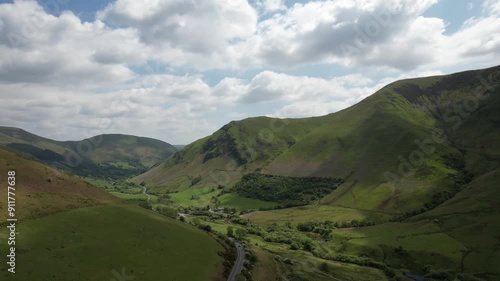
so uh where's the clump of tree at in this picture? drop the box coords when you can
[231,217,249,225]
[319,262,330,273]
[226,226,234,237]
[198,224,212,232]
[235,228,247,240]
[234,173,343,205]
[297,219,375,236]
[137,201,152,210]
[155,206,177,218]
[190,175,202,186]
[393,246,408,257]
[302,238,316,251]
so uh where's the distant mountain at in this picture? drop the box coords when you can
[0,128,177,179]
[173,144,187,150]
[136,65,500,215]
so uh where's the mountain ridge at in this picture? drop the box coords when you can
[0,127,178,179]
[135,65,500,214]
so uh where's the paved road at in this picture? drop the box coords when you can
[227,239,245,281]
[141,186,151,202]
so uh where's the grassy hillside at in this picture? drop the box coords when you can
[133,66,500,280]
[0,128,177,179]
[0,149,118,220]
[135,116,327,190]
[0,204,224,281]
[0,127,67,154]
[329,168,500,280]
[137,65,500,214]
[64,134,177,167]
[0,149,225,281]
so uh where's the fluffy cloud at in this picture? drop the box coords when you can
[0,68,380,142]
[1,0,497,73]
[256,0,285,13]
[238,71,373,104]
[242,0,498,71]
[0,1,141,87]
[0,0,498,144]
[247,0,440,69]
[0,76,219,143]
[97,0,257,68]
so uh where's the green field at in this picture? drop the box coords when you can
[189,217,389,281]
[166,188,278,210]
[81,177,115,189]
[169,187,219,207]
[244,205,392,225]
[0,204,224,281]
[218,193,278,210]
[333,221,466,269]
[110,191,158,202]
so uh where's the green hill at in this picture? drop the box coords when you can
[0,128,177,179]
[136,65,500,214]
[0,149,225,281]
[133,66,500,279]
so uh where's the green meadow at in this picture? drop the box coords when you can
[244,205,392,225]
[218,193,278,210]
[169,187,219,207]
[110,191,158,202]
[0,204,224,281]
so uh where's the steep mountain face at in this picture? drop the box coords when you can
[135,116,327,190]
[0,128,177,179]
[136,65,500,214]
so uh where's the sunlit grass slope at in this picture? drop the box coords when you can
[0,149,225,281]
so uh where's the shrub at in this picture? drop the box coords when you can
[227,226,234,237]
[235,229,247,240]
[319,262,330,272]
[290,241,301,250]
[302,238,315,252]
[198,224,212,232]
[297,222,317,232]
[138,201,152,210]
[156,206,177,218]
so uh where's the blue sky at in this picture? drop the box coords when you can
[423,0,483,34]
[0,0,498,144]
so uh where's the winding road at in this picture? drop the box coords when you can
[228,239,245,281]
[143,186,243,280]
[141,186,151,202]
[139,185,245,280]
